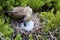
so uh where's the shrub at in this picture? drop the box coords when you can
[40,9,60,32]
[0,0,52,11]
[15,34,22,40]
[51,0,60,10]
[20,0,52,11]
[0,0,60,11]
[3,24,14,37]
[0,14,14,37]
[5,37,10,40]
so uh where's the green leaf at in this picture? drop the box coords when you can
[0,6,3,11]
[15,34,22,40]
[29,34,33,40]
[5,37,10,40]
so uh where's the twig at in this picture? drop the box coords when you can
[0,33,4,40]
[49,31,58,40]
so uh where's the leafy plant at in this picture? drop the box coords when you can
[19,0,29,7]
[29,34,33,40]
[15,34,22,40]
[21,0,46,10]
[0,6,3,11]
[0,0,52,11]
[51,0,60,10]
[5,37,10,40]
[0,14,14,37]
[40,9,60,32]
[3,24,14,37]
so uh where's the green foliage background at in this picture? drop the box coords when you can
[40,9,60,39]
[40,9,60,32]
[0,13,14,40]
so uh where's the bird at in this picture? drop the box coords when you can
[23,7,33,26]
[3,7,26,20]
[24,7,32,22]
[9,6,42,34]
[8,7,34,32]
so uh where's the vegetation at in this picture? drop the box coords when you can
[15,34,22,40]
[41,9,60,32]
[5,37,10,40]
[0,13,14,39]
[40,9,60,39]
[29,34,33,40]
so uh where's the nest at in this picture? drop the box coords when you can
[10,13,44,40]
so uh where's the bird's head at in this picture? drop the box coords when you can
[24,7,33,22]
